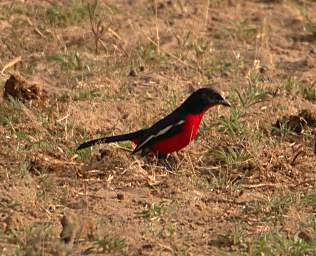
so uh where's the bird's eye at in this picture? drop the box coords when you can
[214,93,223,101]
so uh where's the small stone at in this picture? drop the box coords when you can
[128,69,137,77]
[117,193,124,200]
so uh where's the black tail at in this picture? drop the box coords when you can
[76,130,146,151]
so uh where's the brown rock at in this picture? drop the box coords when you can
[3,74,49,104]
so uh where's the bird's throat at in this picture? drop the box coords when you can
[184,112,205,142]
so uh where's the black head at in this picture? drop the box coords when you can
[182,87,231,114]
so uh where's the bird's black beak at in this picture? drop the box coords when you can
[219,99,231,107]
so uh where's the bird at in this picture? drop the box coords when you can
[77,87,231,158]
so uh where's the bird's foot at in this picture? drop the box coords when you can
[158,155,176,174]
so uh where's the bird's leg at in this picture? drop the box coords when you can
[158,154,175,173]
[173,152,181,165]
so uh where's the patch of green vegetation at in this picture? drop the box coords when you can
[5,2,39,18]
[175,30,193,49]
[271,119,299,140]
[4,1,94,28]
[264,193,297,221]
[166,223,176,237]
[0,97,26,126]
[211,18,258,43]
[282,77,316,102]
[66,129,93,161]
[301,83,316,103]
[57,86,104,102]
[47,52,88,72]
[137,202,166,219]
[213,147,252,169]
[138,42,167,64]
[37,174,56,198]
[252,193,316,255]
[146,222,177,240]
[215,108,247,139]
[194,154,243,191]
[252,228,316,255]
[206,171,241,191]
[305,21,316,37]
[18,160,31,177]
[209,222,247,252]
[225,194,316,255]
[192,36,210,58]
[243,192,299,225]
[223,217,316,255]
[33,140,56,153]
[282,76,300,93]
[95,235,127,254]
[294,1,316,37]
[9,223,53,255]
[179,32,237,76]
[206,59,234,78]
[75,147,92,162]
[46,2,90,27]
[235,72,270,108]
[16,129,30,142]
[301,192,316,208]
[242,199,265,216]
[235,20,257,41]
[178,248,191,256]
[74,87,103,101]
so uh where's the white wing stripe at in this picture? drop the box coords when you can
[136,120,185,150]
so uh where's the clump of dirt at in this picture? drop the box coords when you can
[273,109,316,134]
[28,153,79,178]
[3,74,49,104]
[300,109,316,126]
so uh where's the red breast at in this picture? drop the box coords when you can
[150,112,205,154]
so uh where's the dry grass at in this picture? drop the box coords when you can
[0,0,316,255]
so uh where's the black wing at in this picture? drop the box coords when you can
[132,110,185,154]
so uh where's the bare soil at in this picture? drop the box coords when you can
[0,0,316,255]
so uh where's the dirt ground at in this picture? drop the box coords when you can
[0,0,316,255]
